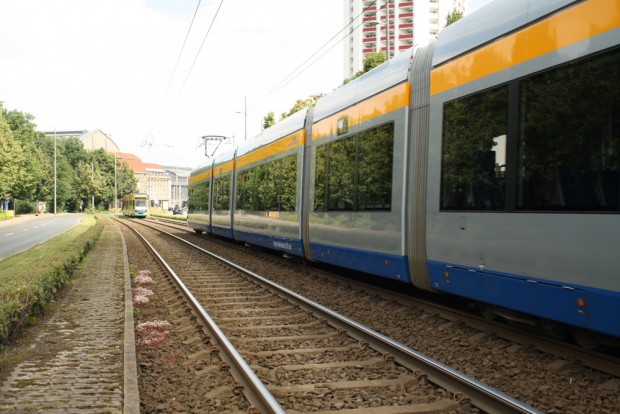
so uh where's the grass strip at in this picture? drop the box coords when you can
[0,215,103,345]
[148,213,187,222]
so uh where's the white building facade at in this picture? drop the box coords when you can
[343,0,466,78]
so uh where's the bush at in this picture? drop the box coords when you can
[15,200,36,215]
[0,216,103,344]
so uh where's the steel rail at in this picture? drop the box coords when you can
[136,220,543,414]
[147,216,620,378]
[117,219,285,414]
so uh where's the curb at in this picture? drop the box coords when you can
[117,222,141,413]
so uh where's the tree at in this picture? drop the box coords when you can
[1,106,44,204]
[73,160,94,210]
[445,9,464,27]
[343,52,386,85]
[363,51,386,72]
[0,108,26,209]
[263,111,276,130]
[0,102,140,213]
[117,160,138,198]
[263,50,387,131]
[263,95,322,131]
[281,95,322,120]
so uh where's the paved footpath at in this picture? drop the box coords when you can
[0,216,139,413]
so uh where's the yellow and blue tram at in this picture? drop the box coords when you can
[189,0,620,347]
[122,193,148,218]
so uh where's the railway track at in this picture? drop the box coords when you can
[122,217,541,413]
[146,216,620,379]
[140,216,620,413]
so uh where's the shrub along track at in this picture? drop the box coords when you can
[146,217,620,414]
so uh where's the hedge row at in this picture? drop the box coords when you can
[0,215,103,345]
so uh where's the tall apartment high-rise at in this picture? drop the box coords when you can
[343,0,466,78]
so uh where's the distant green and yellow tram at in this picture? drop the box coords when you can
[122,193,148,218]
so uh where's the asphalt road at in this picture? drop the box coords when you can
[0,214,84,260]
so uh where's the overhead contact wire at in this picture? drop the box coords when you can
[153,0,226,145]
[148,0,203,147]
[253,0,379,110]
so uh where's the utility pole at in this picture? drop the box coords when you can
[114,154,118,212]
[54,128,57,215]
[385,0,391,60]
[237,96,247,141]
[91,162,94,211]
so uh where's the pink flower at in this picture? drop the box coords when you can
[136,320,172,347]
[136,320,171,334]
[134,275,155,286]
[140,331,169,347]
[133,295,149,307]
[133,287,155,298]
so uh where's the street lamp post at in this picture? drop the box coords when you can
[114,154,118,213]
[369,0,391,60]
[236,96,247,142]
[385,0,391,60]
[244,96,247,141]
[53,131,57,215]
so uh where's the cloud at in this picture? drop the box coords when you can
[0,0,344,168]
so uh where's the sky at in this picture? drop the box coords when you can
[0,0,493,170]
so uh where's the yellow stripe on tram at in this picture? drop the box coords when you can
[431,0,620,96]
[236,130,305,169]
[312,82,411,141]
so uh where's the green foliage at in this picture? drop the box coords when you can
[15,200,36,214]
[236,154,297,212]
[263,50,386,128]
[0,104,137,212]
[2,108,45,202]
[0,106,26,203]
[263,111,276,130]
[118,160,138,197]
[0,216,101,344]
[315,123,394,212]
[363,51,386,72]
[343,52,386,85]
[445,9,464,27]
[281,95,322,120]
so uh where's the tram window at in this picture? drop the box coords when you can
[314,145,328,211]
[269,154,297,212]
[189,181,209,214]
[517,48,620,211]
[236,170,256,211]
[358,123,394,210]
[236,154,297,212]
[441,86,509,210]
[314,122,394,212]
[212,176,230,211]
[327,137,356,211]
